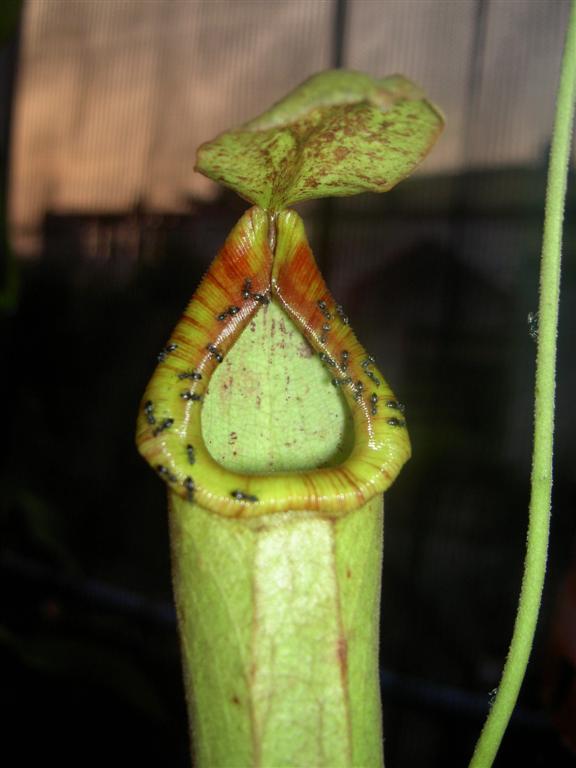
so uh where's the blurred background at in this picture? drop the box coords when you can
[1,0,575,766]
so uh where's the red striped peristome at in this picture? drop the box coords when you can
[136,206,411,518]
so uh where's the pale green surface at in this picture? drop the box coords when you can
[202,302,353,472]
[170,497,383,768]
[169,301,384,767]
[170,499,256,768]
[196,70,443,210]
[334,497,384,766]
[469,4,576,766]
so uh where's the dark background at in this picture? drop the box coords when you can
[1,1,575,766]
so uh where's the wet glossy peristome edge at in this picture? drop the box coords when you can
[136,206,411,518]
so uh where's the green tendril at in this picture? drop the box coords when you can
[469,3,576,766]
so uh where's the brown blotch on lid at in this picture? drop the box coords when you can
[334,146,350,161]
